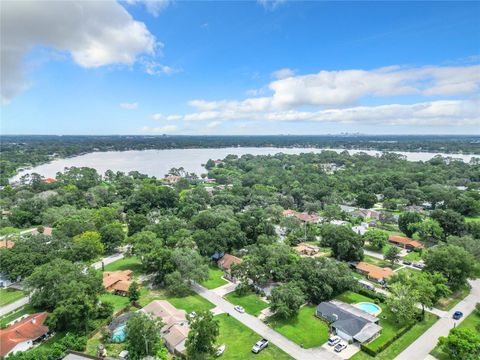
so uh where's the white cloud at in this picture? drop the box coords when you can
[126,0,172,17]
[142,59,179,75]
[140,125,178,133]
[272,68,295,79]
[257,0,286,11]
[1,0,156,103]
[206,121,222,129]
[120,102,138,110]
[150,113,182,121]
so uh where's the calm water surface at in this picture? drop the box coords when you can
[12,147,479,181]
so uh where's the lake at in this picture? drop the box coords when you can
[11,147,479,181]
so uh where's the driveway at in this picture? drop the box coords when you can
[211,281,238,296]
[395,279,480,360]
[192,283,341,360]
[92,252,125,270]
[321,343,360,359]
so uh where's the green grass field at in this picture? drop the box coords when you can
[216,314,292,360]
[362,255,400,269]
[465,216,480,223]
[430,310,480,360]
[401,251,422,262]
[225,291,269,316]
[0,288,25,307]
[268,305,330,348]
[201,266,228,289]
[99,292,131,312]
[102,256,143,276]
[137,288,215,313]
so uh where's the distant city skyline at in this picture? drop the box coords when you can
[1,0,479,135]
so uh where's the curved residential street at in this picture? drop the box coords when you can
[192,282,341,360]
[395,279,480,360]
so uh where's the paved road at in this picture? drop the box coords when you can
[0,252,125,318]
[395,279,480,360]
[192,282,341,360]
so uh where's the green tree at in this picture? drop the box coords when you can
[364,229,388,251]
[356,192,377,209]
[128,280,140,303]
[186,310,220,359]
[410,219,443,244]
[431,209,465,238]
[100,222,125,252]
[386,283,418,325]
[398,212,422,238]
[270,282,305,319]
[72,231,104,261]
[125,312,165,360]
[438,328,480,360]
[321,225,364,261]
[424,244,475,290]
[384,246,401,266]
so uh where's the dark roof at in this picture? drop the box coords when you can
[210,252,225,261]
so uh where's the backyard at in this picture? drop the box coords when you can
[363,255,400,270]
[216,314,292,360]
[0,288,25,307]
[102,256,143,276]
[201,266,228,289]
[267,305,330,348]
[225,291,269,316]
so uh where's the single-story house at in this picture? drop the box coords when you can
[357,209,381,220]
[217,253,242,281]
[141,300,190,356]
[43,177,57,183]
[294,242,320,256]
[355,262,393,284]
[103,270,133,296]
[0,312,50,357]
[388,235,424,250]
[316,300,382,343]
[352,222,369,236]
[283,209,321,223]
[404,205,425,213]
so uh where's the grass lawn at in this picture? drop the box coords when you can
[430,310,480,360]
[225,291,269,316]
[201,266,228,289]
[350,313,438,360]
[216,314,292,360]
[335,291,373,304]
[0,288,25,307]
[267,305,330,348]
[397,267,421,276]
[401,251,423,262]
[363,255,400,270]
[0,304,36,327]
[85,331,125,358]
[465,216,480,223]
[435,284,470,311]
[137,288,215,314]
[99,292,131,313]
[102,256,143,276]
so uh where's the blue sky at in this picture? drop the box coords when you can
[1,0,479,135]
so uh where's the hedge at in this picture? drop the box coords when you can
[357,287,386,303]
[360,321,415,356]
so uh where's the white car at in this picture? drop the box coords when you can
[328,336,341,346]
[215,344,226,357]
[252,338,269,353]
[334,342,347,353]
[234,305,245,313]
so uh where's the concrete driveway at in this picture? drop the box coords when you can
[192,282,341,360]
[395,279,480,360]
[321,342,360,359]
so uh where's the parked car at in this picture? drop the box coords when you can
[216,344,226,357]
[413,263,425,269]
[234,305,245,313]
[406,249,413,253]
[402,260,412,265]
[189,311,197,318]
[453,311,463,320]
[334,342,347,353]
[328,336,341,346]
[252,339,269,353]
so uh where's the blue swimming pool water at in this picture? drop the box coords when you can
[355,302,381,315]
[111,324,126,343]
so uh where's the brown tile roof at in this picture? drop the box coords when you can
[388,235,424,249]
[294,243,319,255]
[218,254,242,270]
[163,322,189,348]
[0,312,49,357]
[0,239,15,249]
[283,209,320,223]
[356,262,394,280]
[142,300,187,330]
[103,270,133,292]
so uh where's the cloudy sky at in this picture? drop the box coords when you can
[1,0,479,135]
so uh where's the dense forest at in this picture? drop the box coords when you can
[1,134,480,186]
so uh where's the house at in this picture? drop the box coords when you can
[357,209,381,220]
[316,300,382,343]
[103,270,133,296]
[404,205,425,213]
[141,300,190,356]
[352,222,369,236]
[217,254,242,282]
[43,177,57,183]
[0,312,50,357]
[388,235,424,250]
[355,262,393,284]
[294,242,320,256]
[330,220,349,226]
[283,209,321,223]
[164,175,182,184]
[339,205,357,214]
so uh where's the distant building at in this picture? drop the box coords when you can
[42,177,57,183]
[163,175,182,184]
[388,235,424,250]
[357,209,381,220]
[316,300,382,343]
[0,312,50,357]
[283,209,321,223]
[217,253,242,282]
[294,242,320,256]
[330,220,349,226]
[352,222,369,236]
[339,205,357,213]
[404,205,425,213]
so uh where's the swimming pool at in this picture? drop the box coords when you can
[355,302,382,316]
[111,324,127,343]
